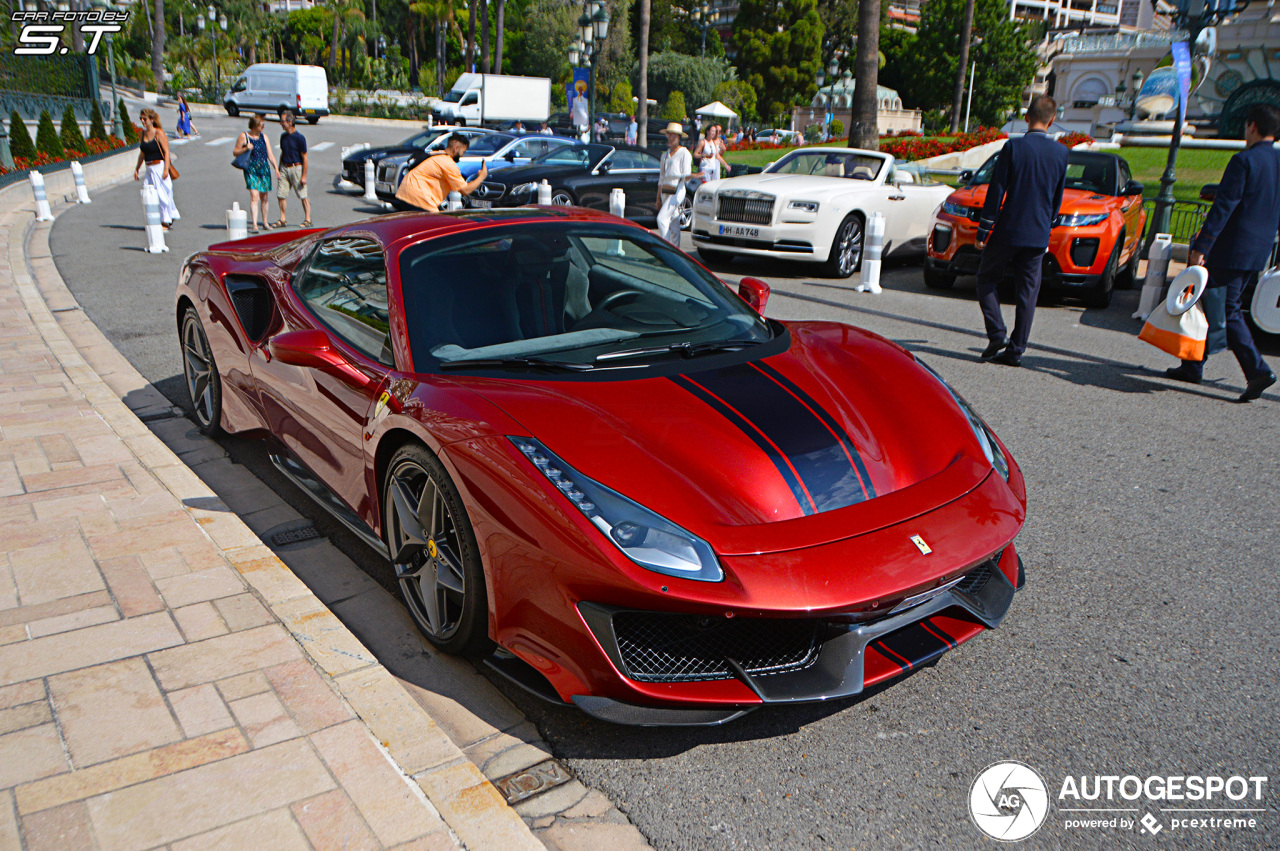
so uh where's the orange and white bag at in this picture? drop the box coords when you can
[1139,267,1209,361]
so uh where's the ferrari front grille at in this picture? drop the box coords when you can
[612,612,821,683]
[717,195,774,225]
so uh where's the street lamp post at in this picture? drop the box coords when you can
[198,7,229,101]
[568,1,610,142]
[1129,68,1144,121]
[693,3,719,56]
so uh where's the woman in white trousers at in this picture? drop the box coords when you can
[656,123,691,246]
[133,108,179,227]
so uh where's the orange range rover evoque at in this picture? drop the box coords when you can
[923,149,1147,308]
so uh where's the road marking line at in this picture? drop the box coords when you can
[171,139,192,146]
[310,142,333,151]
[206,137,234,146]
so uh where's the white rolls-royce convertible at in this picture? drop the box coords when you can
[690,147,952,277]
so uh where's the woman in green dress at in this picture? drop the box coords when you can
[232,114,279,233]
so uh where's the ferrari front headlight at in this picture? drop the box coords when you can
[509,437,724,582]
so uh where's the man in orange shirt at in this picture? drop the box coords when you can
[395,134,488,211]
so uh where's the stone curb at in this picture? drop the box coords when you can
[187,102,434,130]
[1,154,543,850]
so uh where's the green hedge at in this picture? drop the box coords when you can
[35,110,64,159]
[8,110,35,160]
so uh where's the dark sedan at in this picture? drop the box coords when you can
[464,144,667,224]
[340,126,492,189]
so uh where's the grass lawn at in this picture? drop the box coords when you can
[725,141,1234,202]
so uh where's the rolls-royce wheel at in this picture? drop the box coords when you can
[383,443,492,657]
[824,213,865,278]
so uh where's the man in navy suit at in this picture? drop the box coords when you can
[1167,103,1278,402]
[973,95,1069,367]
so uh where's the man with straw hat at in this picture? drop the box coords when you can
[656,122,691,245]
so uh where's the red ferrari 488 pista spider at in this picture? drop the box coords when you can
[175,207,1027,726]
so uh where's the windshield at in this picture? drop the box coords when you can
[531,145,597,168]
[967,150,1117,195]
[464,134,515,156]
[442,88,465,103]
[403,129,448,149]
[399,223,773,372]
[766,150,884,180]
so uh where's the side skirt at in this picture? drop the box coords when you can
[268,451,390,560]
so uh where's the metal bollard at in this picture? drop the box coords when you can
[1134,233,1173,320]
[226,201,248,240]
[855,212,885,293]
[537,180,552,205]
[363,159,378,201]
[29,170,53,221]
[70,161,91,204]
[141,184,168,253]
[446,191,462,211]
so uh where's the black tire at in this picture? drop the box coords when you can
[1118,232,1140,288]
[696,247,733,266]
[180,307,223,436]
[306,116,319,125]
[824,213,865,278]
[1084,240,1120,308]
[550,189,576,207]
[225,103,239,117]
[383,443,491,657]
[923,264,956,289]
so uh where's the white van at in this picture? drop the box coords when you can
[224,64,329,124]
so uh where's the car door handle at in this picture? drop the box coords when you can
[888,195,906,201]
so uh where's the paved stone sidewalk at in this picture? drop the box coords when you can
[0,193,541,845]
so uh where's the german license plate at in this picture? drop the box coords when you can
[470,198,492,209]
[719,224,759,238]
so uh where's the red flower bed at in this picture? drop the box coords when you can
[878,127,1007,162]
[0,135,130,176]
[1057,131,1095,148]
[724,139,790,152]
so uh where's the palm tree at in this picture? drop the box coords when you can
[466,0,476,69]
[152,0,166,92]
[849,0,881,148]
[494,0,505,72]
[638,0,650,147]
[411,0,457,96]
[949,0,976,132]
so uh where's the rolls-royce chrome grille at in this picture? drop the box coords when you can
[716,192,775,225]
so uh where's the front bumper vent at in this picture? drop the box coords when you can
[612,612,821,683]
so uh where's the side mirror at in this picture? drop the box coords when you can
[504,151,516,161]
[268,329,375,389]
[596,160,610,173]
[738,276,771,314]
[959,169,974,184]
[1123,180,1144,197]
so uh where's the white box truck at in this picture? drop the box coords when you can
[224,64,330,124]
[429,74,551,126]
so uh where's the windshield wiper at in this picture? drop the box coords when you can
[438,356,595,371]
[595,339,761,363]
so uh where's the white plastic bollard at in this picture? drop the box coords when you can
[70,161,91,204]
[855,212,885,293]
[29,170,53,221]
[1134,233,1173,320]
[226,201,248,241]
[141,184,168,253]
[609,187,625,218]
[363,159,378,201]
[427,114,434,129]
[446,191,462,211]
[537,180,552,205]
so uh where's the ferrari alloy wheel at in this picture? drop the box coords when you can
[180,308,222,436]
[826,214,864,278]
[550,190,575,206]
[383,444,491,657]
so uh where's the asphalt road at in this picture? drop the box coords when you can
[52,108,1280,850]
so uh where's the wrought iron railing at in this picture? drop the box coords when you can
[1142,198,1211,244]
[0,54,93,99]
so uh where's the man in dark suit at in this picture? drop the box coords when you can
[1167,103,1278,402]
[974,95,1069,367]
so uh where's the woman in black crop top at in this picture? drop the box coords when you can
[133,108,179,228]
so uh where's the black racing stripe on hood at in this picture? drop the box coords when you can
[670,374,816,516]
[751,359,876,500]
[684,363,870,513]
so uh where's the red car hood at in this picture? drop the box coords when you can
[461,322,994,555]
